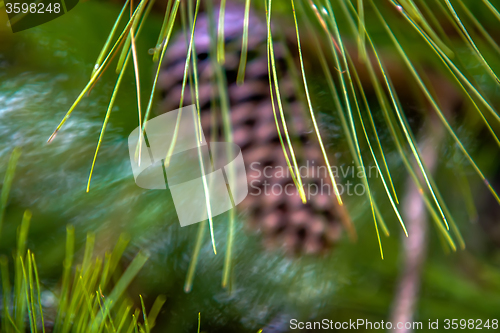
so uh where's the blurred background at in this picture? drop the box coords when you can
[0,0,500,332]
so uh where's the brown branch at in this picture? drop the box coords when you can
[390,73,458,332]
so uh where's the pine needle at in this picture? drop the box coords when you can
[482,0,500,22]
[443,0,500,84]
[91,0,131,77]
[323,1,384,258]
[357,0,366,61]
[390,0,500,146]
[48,3,144,143]
[164,0,201,166]
[207,0,234,258]
[368,2,452,230]
[343,0,458,248]
[87,50,132,192]
[217,0,227,64]
[290,0,343,206]
[348,56,407,236]
[236,0,252,84]
[153,0,174,62]
[116,0,150,74]
[140,0,180,147]
[187,0,203,142]
[458,0,500,56]
[266,0,307,203]
[376,1,500,207]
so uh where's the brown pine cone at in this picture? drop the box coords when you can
[156,2,352,255]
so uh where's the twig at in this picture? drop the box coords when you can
[390,74,457,332]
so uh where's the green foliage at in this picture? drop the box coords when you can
[1,0,500,331]
[50,0,500,263]
[0,149,164,332]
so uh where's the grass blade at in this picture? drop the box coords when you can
[1,255,14,332]
[139,295,149,333]
[0,147,21,239]
[31,254,45,333]
[91,252,149,332]
[19,255,35,333]
[27,251,38,333]
[55,225,75,332]
[146,295,166,329]
[184,221,207,292]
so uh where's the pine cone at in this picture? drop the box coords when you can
[156,2,352,255]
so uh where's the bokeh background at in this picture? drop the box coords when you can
[1,0,500,331]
